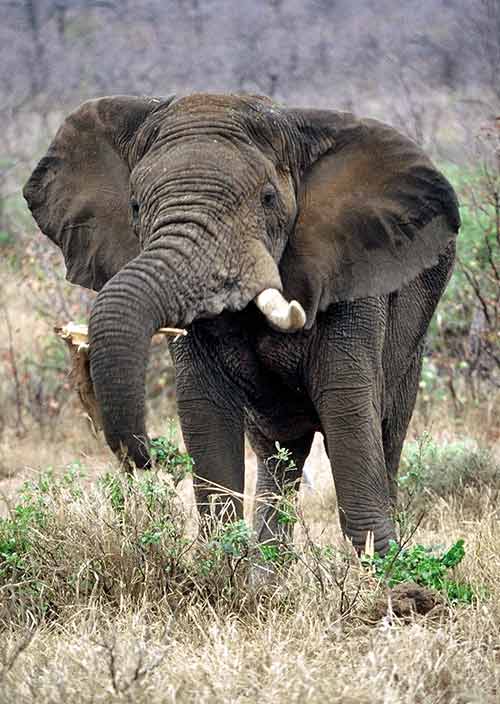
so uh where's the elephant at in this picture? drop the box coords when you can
[23,93,460,556]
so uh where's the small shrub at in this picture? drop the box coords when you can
[149,428,194,485]
[263,442,300,528]
[196,519,252,579]
[0,436,263,627]
[99,471,127,513]
[400,433,499,500]
[363,539,476,604]
[0,465,82,581]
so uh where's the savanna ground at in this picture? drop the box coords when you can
[1,3,500,699]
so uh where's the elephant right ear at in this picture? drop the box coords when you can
[23,95,173,291]
[281,110,461,327]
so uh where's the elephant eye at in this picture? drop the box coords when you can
[130,197,140,223]
[261,183,277,209]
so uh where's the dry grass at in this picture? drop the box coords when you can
[0,426,499,703]
[2,593,499,704]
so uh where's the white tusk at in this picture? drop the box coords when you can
[255,289,306,332]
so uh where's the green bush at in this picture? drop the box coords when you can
[423,161,500,403]
[0,464,82,580]
[363,539,476,603]
[433,164,499,343]
[400,434,499,499]
[149,429,194,485]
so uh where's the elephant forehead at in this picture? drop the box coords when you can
[148,93,290,155]
[132,136,265,193]
[171,92,277,116]
[162,137,257,169]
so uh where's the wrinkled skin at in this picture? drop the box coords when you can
[24,93,460,555]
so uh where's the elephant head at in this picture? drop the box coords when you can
[24,93,459,467]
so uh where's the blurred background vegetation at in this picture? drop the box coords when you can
[0,0,498,445]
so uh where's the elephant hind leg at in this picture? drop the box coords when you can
[246,420,315,545]
[382,345,424,506]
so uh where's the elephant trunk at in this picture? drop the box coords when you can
[89,253,177,468]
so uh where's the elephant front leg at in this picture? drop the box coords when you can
[307,303,396,556]
[382,346,424,507]
[317,383,396,555]
[171,334,246,522]
[178,394,245,521]
[311,336,395,554]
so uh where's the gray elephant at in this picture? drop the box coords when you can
[23,93,460,555]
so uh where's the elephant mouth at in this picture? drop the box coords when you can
[143,287,306,334]
[254,288,306,332]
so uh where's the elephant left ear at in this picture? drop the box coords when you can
[23,95,174,291]
[280,110,460,327]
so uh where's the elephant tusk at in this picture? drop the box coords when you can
[157,326,188,337]
[255,289,306,332]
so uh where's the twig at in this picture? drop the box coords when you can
[458,259,492,326]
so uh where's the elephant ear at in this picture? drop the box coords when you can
[281,110,460,327]
[23,95,173,291]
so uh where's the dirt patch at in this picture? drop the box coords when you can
[372,582,443,620]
